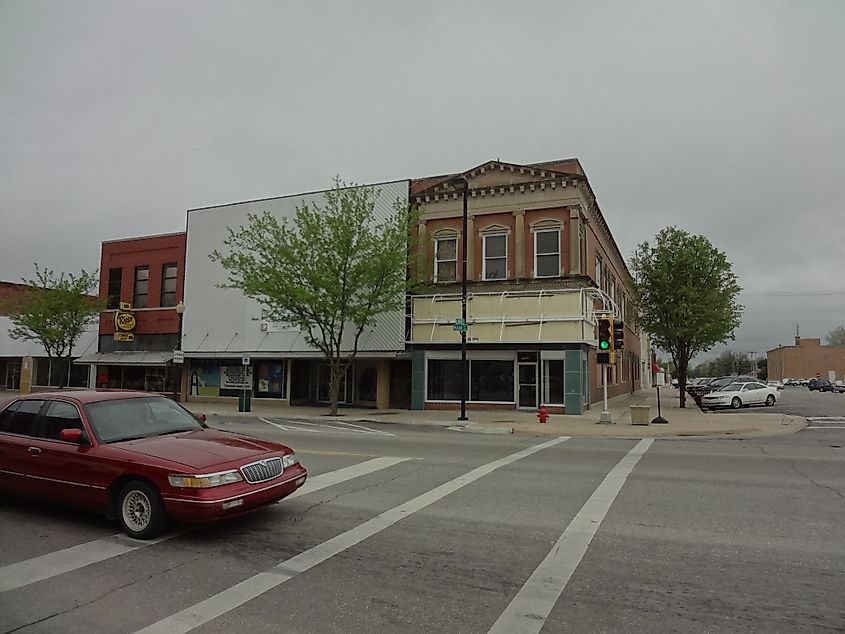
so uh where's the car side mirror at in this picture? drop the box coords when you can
[60,428,88,445]
[197,414,207,423]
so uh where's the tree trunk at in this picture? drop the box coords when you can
[677,356,688,408]
[328,361,341,415]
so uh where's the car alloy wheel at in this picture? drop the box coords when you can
[117,480,168,540]
[765,395,775,406]
[731,397,742,409]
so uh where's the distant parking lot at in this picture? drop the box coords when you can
[703,385,845,418]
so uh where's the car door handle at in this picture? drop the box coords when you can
[27,446,41,455]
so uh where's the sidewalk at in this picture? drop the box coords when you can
[183,388,806,439]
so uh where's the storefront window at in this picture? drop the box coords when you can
[470,360,514,402]
[35,358,50,386]
[356,365,377,402]
[255,362,286,398]
[543,360,565,405]
[145,367,166,392]
[427,359,464,401]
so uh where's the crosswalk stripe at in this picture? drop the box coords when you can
[0,532,174,594]
[488,439,653,634]
[0,457,407,594]
[134,436,570,634]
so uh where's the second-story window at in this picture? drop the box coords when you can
[133,266,149,308]
[434,236,457,283]
[107,268,122,309]
[483,234,507,280]
[595,256,602,288]
[534,230,560,277]
[160,263,178,307]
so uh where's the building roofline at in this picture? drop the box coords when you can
[101,231,186,245]
[186,178,411,214]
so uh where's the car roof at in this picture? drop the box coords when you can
[12,390,163,405]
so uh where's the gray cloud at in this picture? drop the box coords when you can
[1,0,843,358]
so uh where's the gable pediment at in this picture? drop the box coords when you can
[412,160,582,202]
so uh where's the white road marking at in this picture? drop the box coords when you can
[287,456,410,499]
[0,533,175,593]
[134,436,570,634]
[488,438,653,634]
[0,457,407,594]
[807,426,845,429]
[259,418,322,433]
[260,416,395,436]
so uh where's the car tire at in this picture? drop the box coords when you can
[765,395,775,406]
[117,480,169,540]
[731,397,742,409]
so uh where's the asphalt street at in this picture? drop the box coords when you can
[1,415,844,633]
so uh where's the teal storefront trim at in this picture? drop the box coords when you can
[564,349,583,415]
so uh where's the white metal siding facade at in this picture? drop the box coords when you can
[182,180,410,357]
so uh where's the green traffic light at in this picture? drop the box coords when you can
[599,341,609,350]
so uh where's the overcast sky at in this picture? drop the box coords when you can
[1,0,843,362]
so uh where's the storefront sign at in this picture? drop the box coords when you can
[221,365,253,390]
[114,303,136,333]
[114,332,135,342]
[173,350,185,364]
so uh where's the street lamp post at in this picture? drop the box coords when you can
[448,177,470,421]
[173,301,185,400]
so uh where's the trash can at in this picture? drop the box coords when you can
[238,389,252,413]
[630,405,650,425]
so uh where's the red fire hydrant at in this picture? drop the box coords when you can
[537,405,549,424]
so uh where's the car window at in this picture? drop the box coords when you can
[0,401,20,433]
[39,401,83,441]
[84,397,204,443]
[7,400,45,436]
[722,383,743,392]
[753,382,767,390]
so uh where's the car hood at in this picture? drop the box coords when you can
[116,429,291,470]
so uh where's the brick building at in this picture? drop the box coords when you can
[75,232,187,395]
[767,337,845,382]
[408,158,641,414]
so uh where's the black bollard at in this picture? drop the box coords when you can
[651,385,669,424]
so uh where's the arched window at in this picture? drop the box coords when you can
[480,224,509,281]
[531,219,561,278]
[432,229,458,282]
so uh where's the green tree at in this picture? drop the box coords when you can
[2,265,102,388]
[825,326,845,346]
[757,358,768,381]
[212,178,419,415]
[631,226,743,407]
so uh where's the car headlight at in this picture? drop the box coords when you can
[168,470,243,488]
[282,453,298,469]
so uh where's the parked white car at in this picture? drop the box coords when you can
[701,381,778,409]
[767,380,784,390]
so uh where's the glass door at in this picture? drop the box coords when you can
[518,362,537,409]
[5,362,21,390]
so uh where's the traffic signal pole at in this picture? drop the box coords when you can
[600,364,611,423]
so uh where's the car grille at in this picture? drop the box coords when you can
[240,457,284,484]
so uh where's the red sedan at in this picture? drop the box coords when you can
[0,391,307,539]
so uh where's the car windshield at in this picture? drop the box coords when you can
[84,397,205,444]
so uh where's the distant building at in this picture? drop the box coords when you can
[0,281,96,392]
[767,337,845,382]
